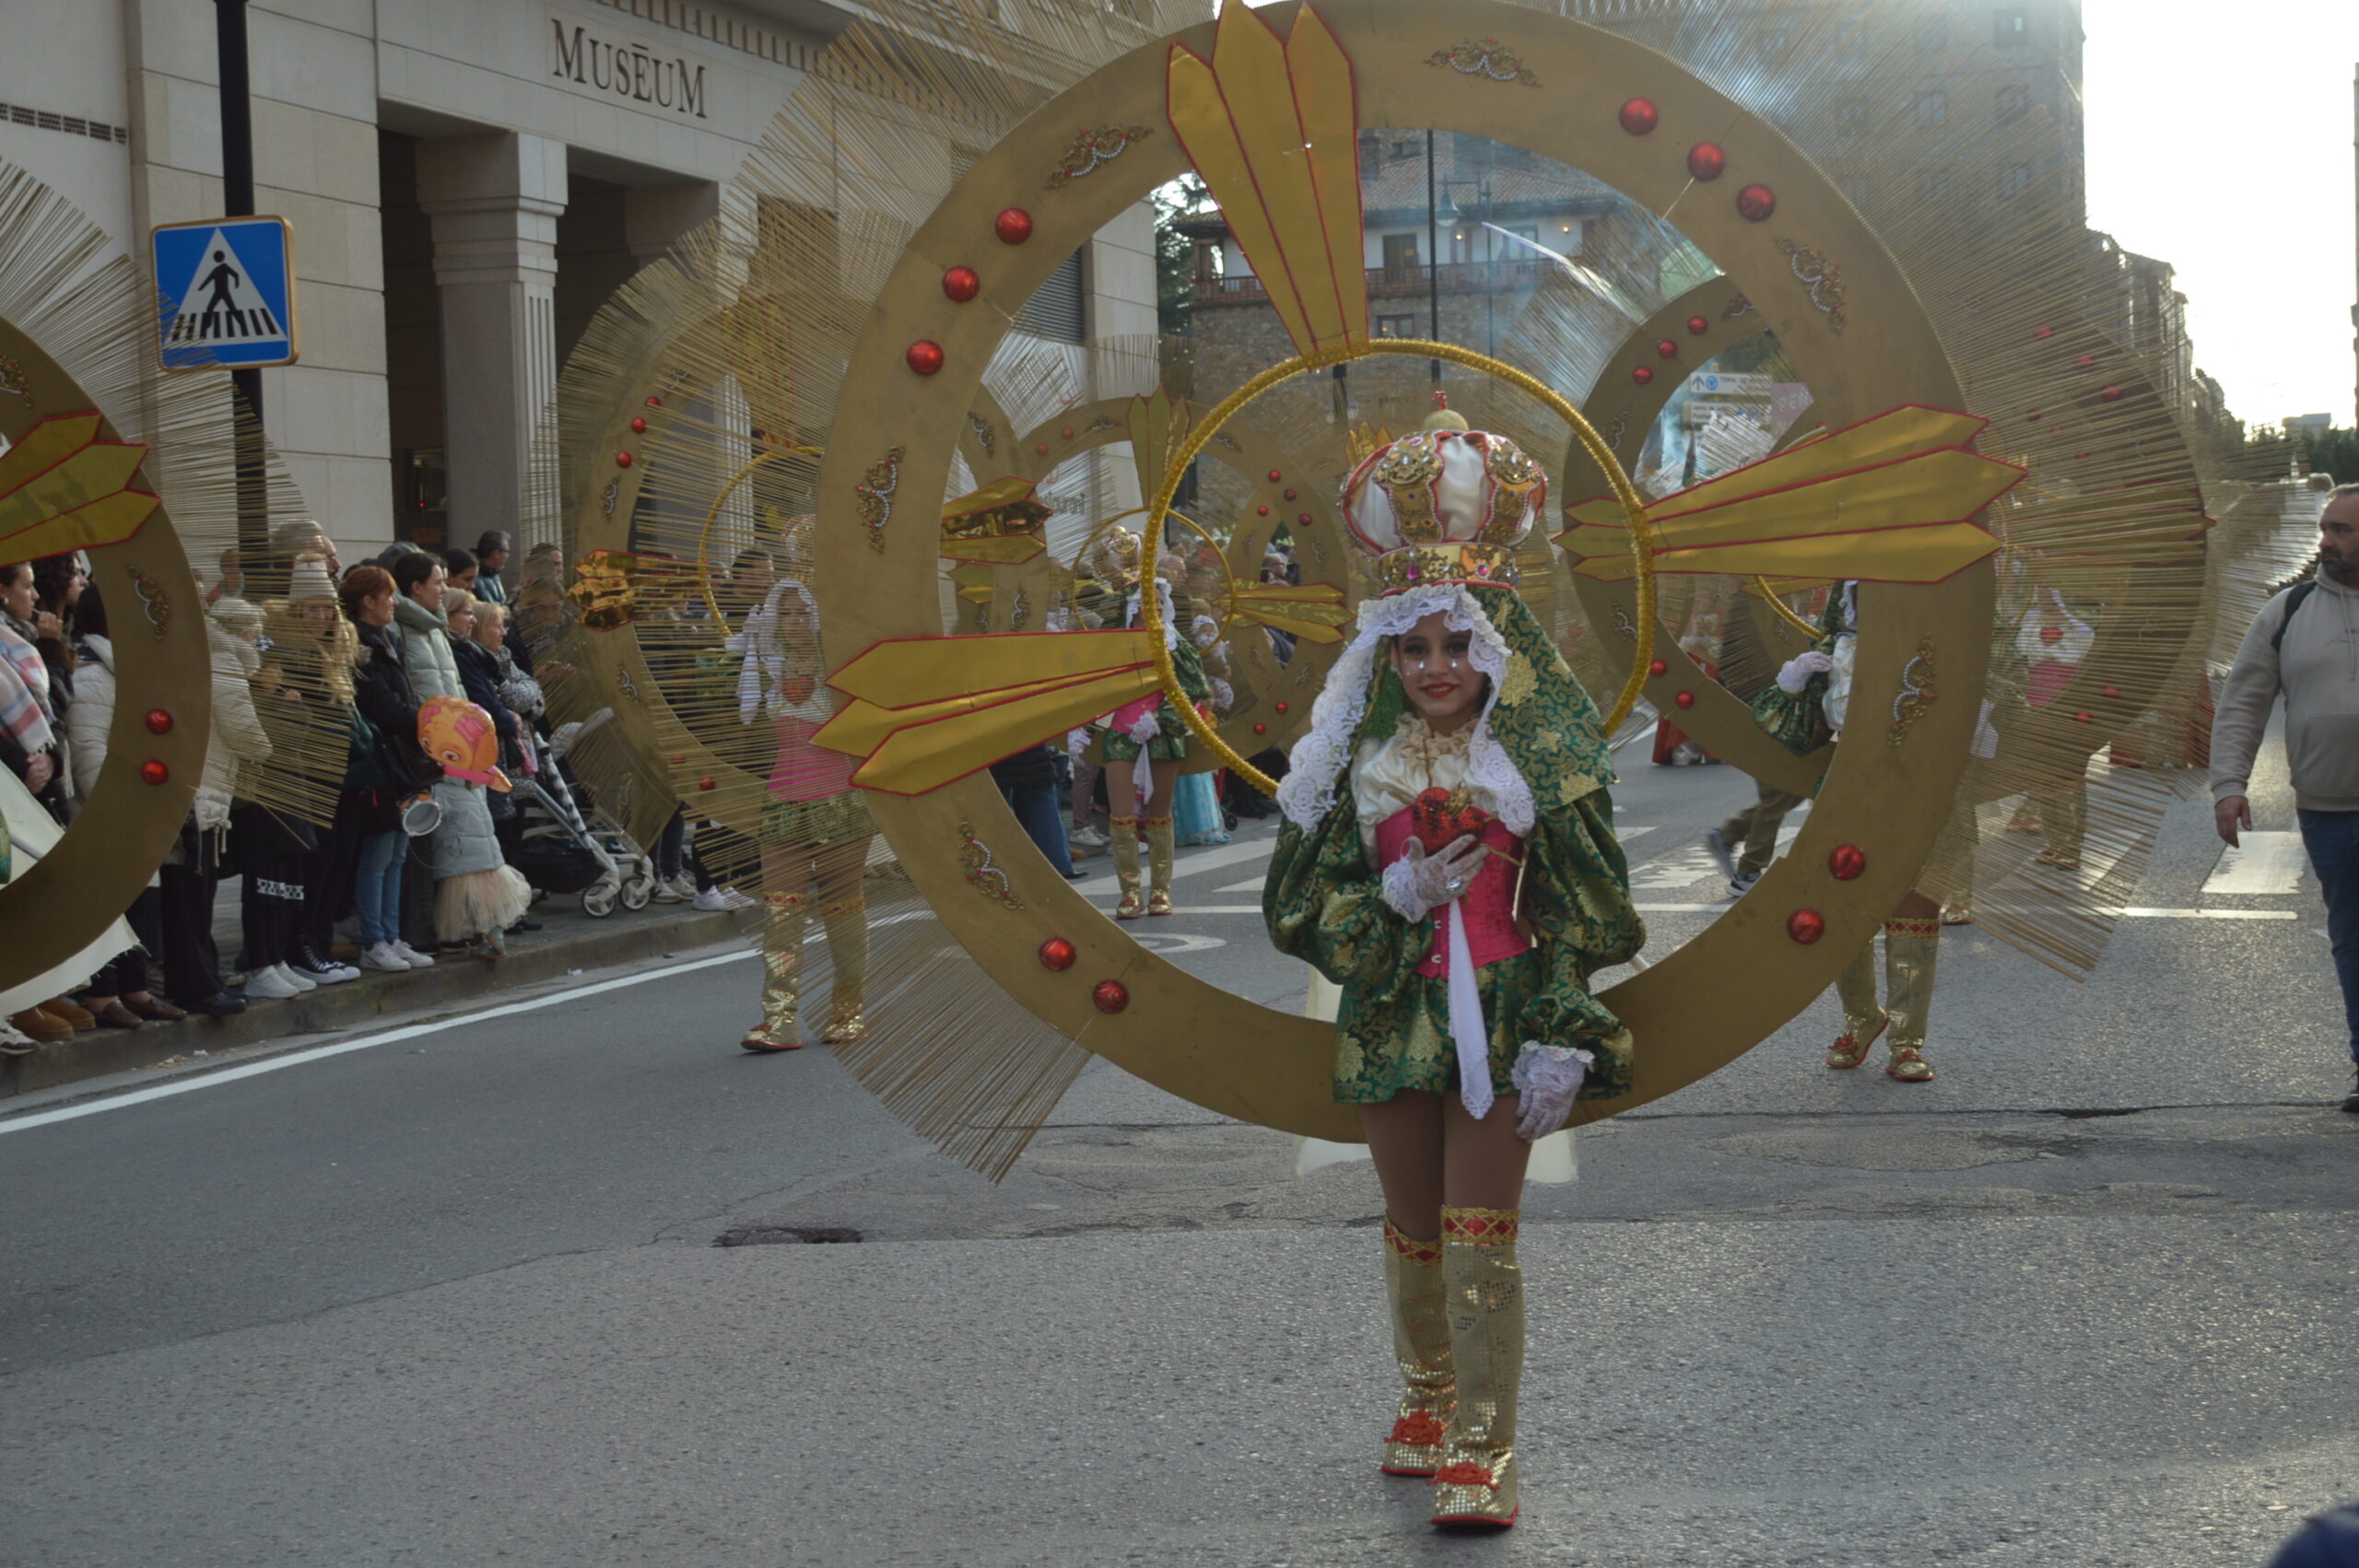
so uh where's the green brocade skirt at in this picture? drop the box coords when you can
[1332,949,1548,1104]
[759,791,876,848]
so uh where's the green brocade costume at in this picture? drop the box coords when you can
[1262,586,1645,1106]
[1751,590,1847,759]
[1102,634,1212,764]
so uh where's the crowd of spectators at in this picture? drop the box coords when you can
[0,525,698,1055]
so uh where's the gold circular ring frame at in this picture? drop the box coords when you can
[1141,336,1657,795]
[814,0,1993,1139]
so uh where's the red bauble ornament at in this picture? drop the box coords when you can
[2099,384,2124,403]
[2040,625,2064,644]
[2072,710,2094,725]
[1686,142,1727,181]
[1687,314,1711,335]
[1256,505,1270,517]
[1273,701,1289,715]
[943,265,980,302]
[1061,426,1074,439]
[144,708,173,735]
[1787,907,1827,944]
[1283,487,1297,501]
[629,416,647,435]
[1673,690,1696,709]
[1735,182,1777,221]
[1267,469,1283,484]
[994,207,1033,244]
[1039,936,1077,972]
[668,753,686,766]
[1649,659,1669,677]
[906,339,945,376]
[698,776,716,791]
[1092,978,1130,1014]
[2033,324,2055,340]
[2102,685,2122,700]
[1632,366,1654,386]
[1252,722,1268,736]
[1035,441,1050,455]
[2073,354,2095,369]
[1618,97,1659,135]
[615,451,633,468]
[139,759,170,786]
[1657,339,1679,359]
[1297,512,1311,524]
[645,395,662,407]
[1828,844,1867,882]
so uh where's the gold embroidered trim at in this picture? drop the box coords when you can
[1384,1219,1444,1265]
[1884,917,1941,938]
[1370,543,1520,596]
[1439,1206,1520,1246]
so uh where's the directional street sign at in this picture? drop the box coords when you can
[150,216,299,371]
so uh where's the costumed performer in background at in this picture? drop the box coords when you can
[1098,561,1212,919]
[1262,406,1645,1530]
[1754,583,1942,1081]
[734,527,875,1052]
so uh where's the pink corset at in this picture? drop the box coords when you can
[1109,693,1159,731]
[1372,806,1532,977]
[770,714,857,801]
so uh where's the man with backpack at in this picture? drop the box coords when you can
[2212,483,2359,1112]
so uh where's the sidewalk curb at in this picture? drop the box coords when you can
[1,907,756,1099]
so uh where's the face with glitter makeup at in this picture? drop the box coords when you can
[1391,610,1485,734]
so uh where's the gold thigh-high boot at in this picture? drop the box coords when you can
[1144,813,1176,916]
[2038,785,2086,869]
[741,892,807,1052]
[1431,1206,1522,1529]
[816,894,869,1045]
[1109,815,1143,919]
[1827,933,1887,1070]
[1882,916,1940,1081]
[1379,1220,1454,1477]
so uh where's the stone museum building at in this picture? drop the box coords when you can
[0,0,1156,554]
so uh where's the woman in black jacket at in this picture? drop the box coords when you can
[341,565,438,972]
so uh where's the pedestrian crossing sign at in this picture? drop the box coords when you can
[150,215,299,370]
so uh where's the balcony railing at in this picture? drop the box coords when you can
[1192,258,1559,305]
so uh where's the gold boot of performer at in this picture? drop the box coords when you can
[1881,917,1940,1081]
[1430,1205,1523,1528]
[817,895,869,1044]
[1144,813,1177,916]
[742,892,807,1052]
[1826,936,1886,1070]
[1110,814,1144,919]
[1379,1220,1453,1477]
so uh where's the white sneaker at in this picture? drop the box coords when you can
[653,875,691,904]
[392,941,435,968]
[275,963,318,992]
[1070,825,1109,848]
[692,885,756,912]
[360,942,412,972]
[244,966,302,1000]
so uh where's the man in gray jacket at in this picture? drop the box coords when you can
[2212,483,2359,1112]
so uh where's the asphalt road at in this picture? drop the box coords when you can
[3,737,2353,1566]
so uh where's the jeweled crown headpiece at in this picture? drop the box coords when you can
[1339,398,1546,596]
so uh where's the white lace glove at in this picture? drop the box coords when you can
[1511,1043,1594,1141]
[1379,833,1487,923]
[1776,649,1836,694]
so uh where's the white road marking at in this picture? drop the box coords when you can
[0,947,765,1136]
[2201,832,2308,896]
[1072,836,1273,896]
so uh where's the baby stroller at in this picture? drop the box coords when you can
[508,710,658,917]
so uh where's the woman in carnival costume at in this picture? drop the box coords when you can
[1753,584,1942,1081]
[734,527,875,1052]
[1099,562,1212,919]
[1262,407,1644,1529]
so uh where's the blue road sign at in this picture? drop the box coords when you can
[151,216,299,370]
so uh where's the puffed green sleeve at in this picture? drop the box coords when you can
[1261,789,1412,990]
[1511,793,1646,1100]
[1170,638,1213,705]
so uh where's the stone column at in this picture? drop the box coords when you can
[417,133,568,550]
